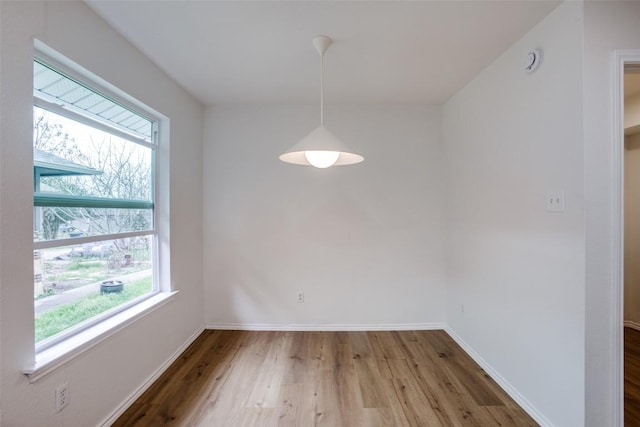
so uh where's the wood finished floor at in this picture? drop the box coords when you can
[626,327,640,426]
[113,330,538,426]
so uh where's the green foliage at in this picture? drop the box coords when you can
[35,276,152,342]
[35,289,56,300]
[66,260,103,271]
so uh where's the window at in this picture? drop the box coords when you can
[32,55,160,351]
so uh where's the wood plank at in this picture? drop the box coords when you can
[282,330,310,385]
[114,330,539,426]
[275,383,302,427]
[244,331,292,409]
[386,376,442,426]
[330,336,364,426]
[350,331,391,409]
[362,408,395,427]
[420,330,504,406]
[626,327,640,426]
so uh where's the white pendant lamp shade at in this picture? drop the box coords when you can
[279,125,364,167]
[280,35,364,168]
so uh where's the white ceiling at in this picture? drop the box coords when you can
[86,1,560,106]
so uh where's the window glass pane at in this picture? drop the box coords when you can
[33,106,154,242]
[34,106,152,201]
[33,207,153,242]
[34,60,153,142]
[34,236,154,343]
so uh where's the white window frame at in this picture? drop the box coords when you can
[24,42,175,382]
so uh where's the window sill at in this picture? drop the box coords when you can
[23,291,178,383]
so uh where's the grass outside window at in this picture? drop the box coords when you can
[35,276,151,342]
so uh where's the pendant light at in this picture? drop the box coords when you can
[279,35,364,168]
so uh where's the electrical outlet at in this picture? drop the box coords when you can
[546,191,565,213]
[55,381,69,412]
[297,291,304,303]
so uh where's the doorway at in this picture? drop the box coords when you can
[624,66,640,425]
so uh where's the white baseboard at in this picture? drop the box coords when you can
[205,322,445,331]
[99,324,205,426]
[444,326,554,427]
[624,320,640,331]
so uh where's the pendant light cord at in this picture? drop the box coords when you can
[320,52,324,126]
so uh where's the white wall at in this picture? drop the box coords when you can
[624,133,640,325]
[203,105,446,328]
[0,2,204,426]
[583,3,640,425]
[443,3,584,426]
